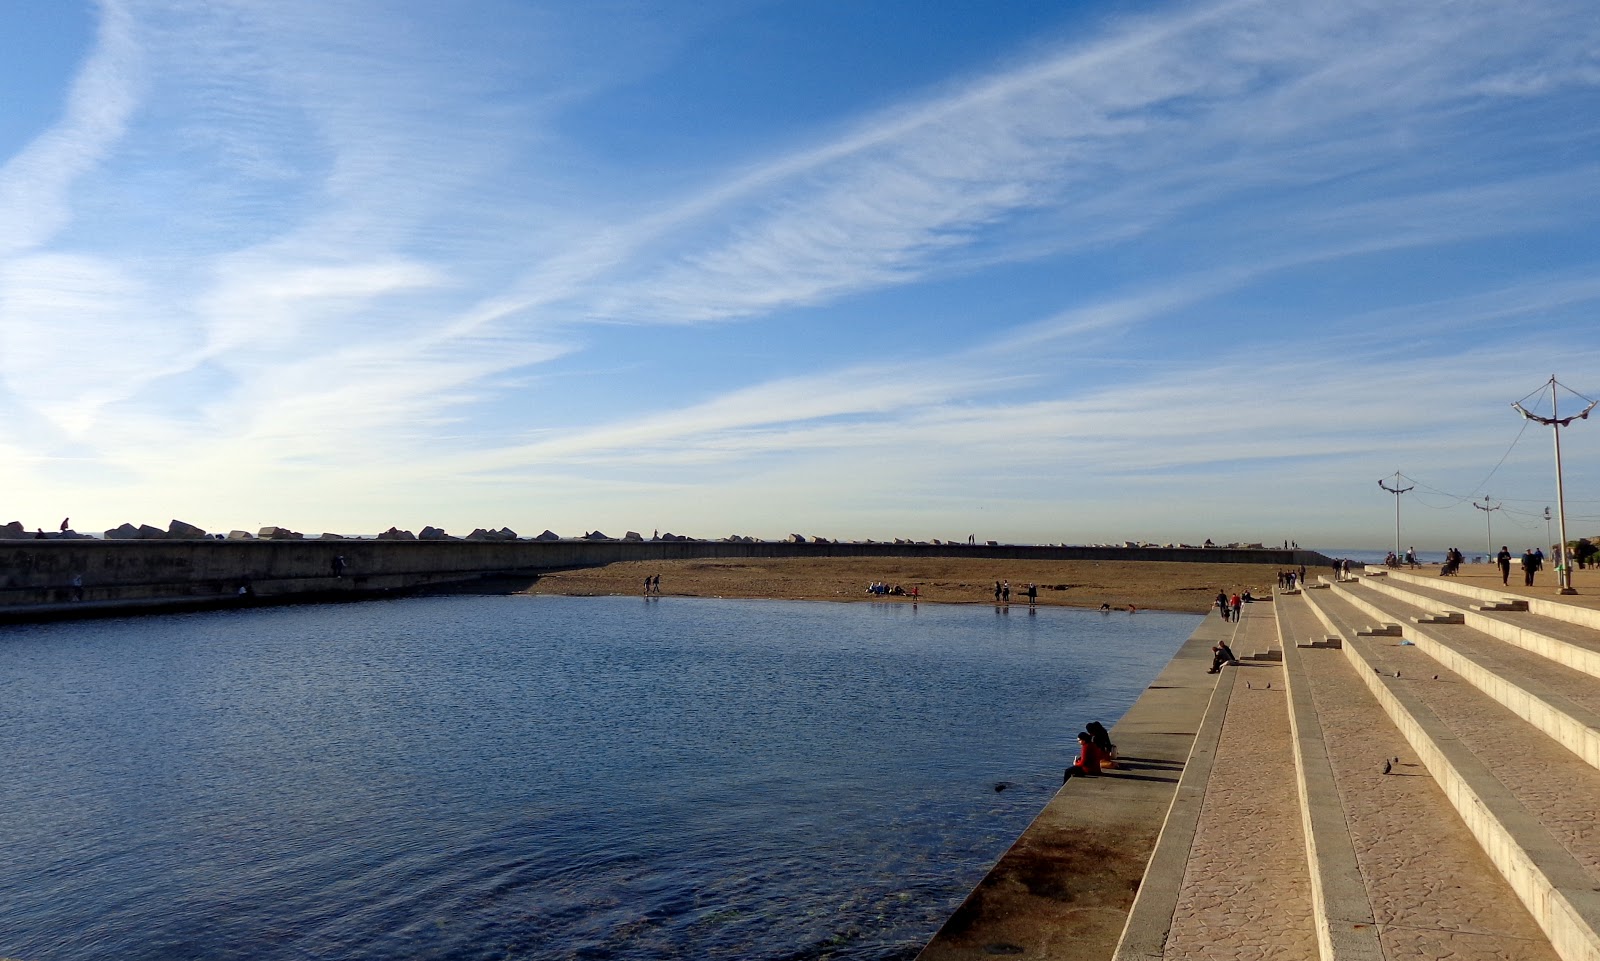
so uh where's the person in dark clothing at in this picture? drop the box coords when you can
[1208,643,1237,674]
[1497,546,1511,585]
[1522,548,1539,586]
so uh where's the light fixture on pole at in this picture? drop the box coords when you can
[1545,507,1553,550]
[1512,376,1597,595]
[1377,473,1412,562]
[1473,496,1500,557]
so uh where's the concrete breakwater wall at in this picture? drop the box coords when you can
[0,539,1331,620]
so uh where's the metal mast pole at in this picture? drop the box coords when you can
[1377,474,1412,562]
[1473,497,1499,557]
[1550,378,1575,593]
[1512,375,1596,595]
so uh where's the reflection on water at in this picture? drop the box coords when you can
[0,595,1194,961]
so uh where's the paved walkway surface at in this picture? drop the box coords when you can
[1162,604,1318,960]
[1278,591,1562,961]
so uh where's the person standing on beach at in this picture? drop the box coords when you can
[1002,581,1011,603]
[994,581,1002,602]
[1026,583,1037,607]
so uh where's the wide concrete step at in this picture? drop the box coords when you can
[1384,569,1600,633]
[1274,590,1562,961]
[1352,574,1600,682]
[1300,587,1600,961]
[1330,579,1600,773]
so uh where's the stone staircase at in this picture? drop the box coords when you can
[1278,570,1600,961]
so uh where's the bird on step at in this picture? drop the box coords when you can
[1383,759,1392,775]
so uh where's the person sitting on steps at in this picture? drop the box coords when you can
[1208,642,1238,674]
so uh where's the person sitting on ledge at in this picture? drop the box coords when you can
[1085,721,1118,765]
[1208,642,1237,674]
[1063,731,1111,783]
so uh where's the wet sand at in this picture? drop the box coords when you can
[525,556,1294,614]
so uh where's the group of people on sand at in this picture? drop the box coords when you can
[1063,721,1118,783]
[866,581,918,598]
[641,574,661,593]
[991,580,1039,606]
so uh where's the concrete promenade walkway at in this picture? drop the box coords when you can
[921,569,1600,961]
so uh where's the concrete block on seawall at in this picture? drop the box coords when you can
[258,526,305,540]
[167,519,209,539]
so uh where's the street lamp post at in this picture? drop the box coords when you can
[1513,376,1596,595]
[1473,497,1500,558]
[1378,473,1413,563]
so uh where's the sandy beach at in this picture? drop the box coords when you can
[524,556,1295,614]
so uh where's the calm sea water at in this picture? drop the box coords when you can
[0,595,1194,961]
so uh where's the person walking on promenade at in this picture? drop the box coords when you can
[1497,546,1512,585]
[1522,549,1539,586]
[1229,592,1242,620]
[1215,591,1230,620]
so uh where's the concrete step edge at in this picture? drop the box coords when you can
[1301,588,1600,961]
[1360,576,1600,683]
[1274,593,1385,961]
[1331,581,1600,773]
[1383,569,1600,632]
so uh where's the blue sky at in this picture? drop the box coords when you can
[3,0,1599,549]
